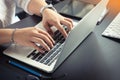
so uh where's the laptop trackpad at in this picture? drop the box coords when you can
[4,44,34,57]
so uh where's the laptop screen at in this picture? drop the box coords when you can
[54,0,109,71]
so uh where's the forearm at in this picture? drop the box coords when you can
[27,0,48,15]
[0,29,13,44]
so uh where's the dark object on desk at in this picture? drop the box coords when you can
[46,0,64,4]
[57,0,95,19]
[60,13,82,20]
[9,60,67,80]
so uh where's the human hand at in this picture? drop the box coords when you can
[42,9,73,38]
[14,27,55,53]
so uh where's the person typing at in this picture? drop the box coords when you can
[0,0,73,53]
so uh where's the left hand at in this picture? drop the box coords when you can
[14,27,55,53]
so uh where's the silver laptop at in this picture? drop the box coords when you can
[3,0,109,73]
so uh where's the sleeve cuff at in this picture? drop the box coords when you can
[16,0,33,15]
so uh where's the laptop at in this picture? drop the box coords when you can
[3,0,109,73]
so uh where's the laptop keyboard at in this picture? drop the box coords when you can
[27,29,65,66]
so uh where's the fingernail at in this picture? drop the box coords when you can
[64,34,68,39]
[51,44,54,48]
[40,50,45,53]
[47,47,51,51]
[53,40,55,44]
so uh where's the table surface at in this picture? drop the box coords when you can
[0,0,120,80]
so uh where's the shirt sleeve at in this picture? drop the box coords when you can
[15,0,33,15]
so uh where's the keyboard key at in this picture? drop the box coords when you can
[35,53,46,61]
[44,47,62,65]
[27,50,36,58]
[40,42,61,63]
[31,51,41,60]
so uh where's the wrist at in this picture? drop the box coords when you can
[40,4,57,16]
[11,28,17,43]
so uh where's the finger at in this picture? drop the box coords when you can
[41,30,55,45]
[61,19,73,31]
[29,42,45,53]
[44,23,54,36]
[55,23,68,38]
[31,37,50,51]
[35,33,54,48]
[35,27,55,44]
[64,18,73,27]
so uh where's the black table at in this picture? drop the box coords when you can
[0,0,120,80]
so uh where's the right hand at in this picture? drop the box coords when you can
[42,8,73,38]
[14,27,55,53]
